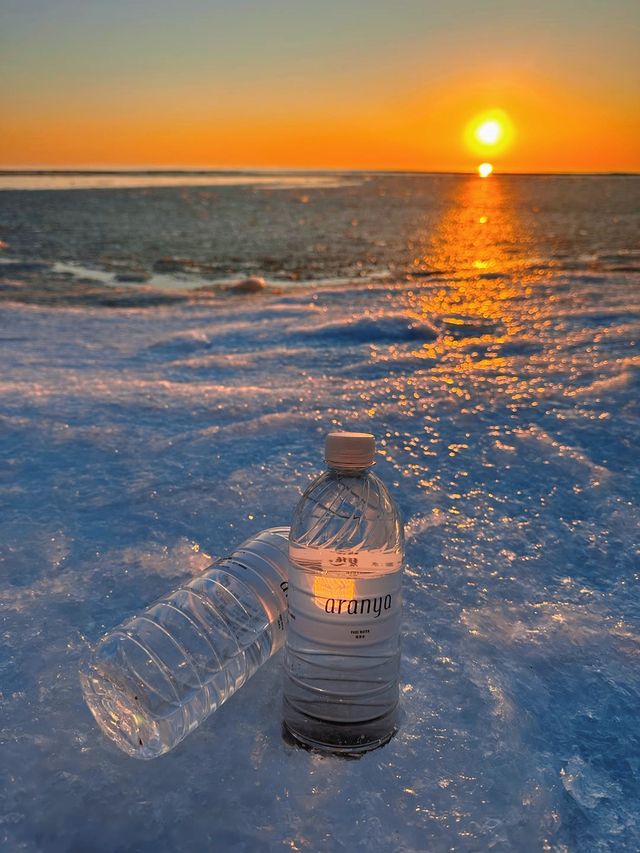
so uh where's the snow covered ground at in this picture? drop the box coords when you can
[1,176,639,851]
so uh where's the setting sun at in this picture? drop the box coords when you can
[465,110,515,162]
[475,120,502,146]
[478,162,494,178]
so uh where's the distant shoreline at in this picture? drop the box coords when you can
[1,169,638,192]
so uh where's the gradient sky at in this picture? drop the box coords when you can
[1,0,639,171]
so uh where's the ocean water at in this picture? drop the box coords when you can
[1,173,639,852]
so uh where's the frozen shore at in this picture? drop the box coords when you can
[1,174,639,851]
[1,263,639,851]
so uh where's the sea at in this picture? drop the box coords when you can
[1,172,639,852]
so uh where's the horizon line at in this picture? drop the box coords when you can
[1,167,639,178]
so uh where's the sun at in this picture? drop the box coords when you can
[478,163,493,178]
[464,110,514,158]
[475,120,502,146]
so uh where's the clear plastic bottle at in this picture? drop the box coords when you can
[80,527,290,759]
[283,432,404,754]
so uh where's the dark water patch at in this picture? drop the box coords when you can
[0,259,53,274]
[0,280,189,308]
[498,339,545,356]
[440,315,503,338]
[477,272,507,281]
[562,272,608,284]
[407,268,449,278]
[597,251,640,263]
[114,272,151,283]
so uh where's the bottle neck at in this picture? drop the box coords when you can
[328,465,371,477]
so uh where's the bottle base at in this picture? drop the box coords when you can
[80,665,169,760]
[282,697,398,757]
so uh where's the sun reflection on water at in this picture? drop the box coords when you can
[406,176,541,342]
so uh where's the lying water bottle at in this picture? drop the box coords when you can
[80,527,290,759]
[283,432,404,754]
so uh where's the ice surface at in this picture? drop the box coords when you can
[1,175,639,851]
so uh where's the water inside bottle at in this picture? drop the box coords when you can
[283,449,404,754]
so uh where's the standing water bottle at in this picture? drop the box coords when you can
[80,528,290,759]
[283,432,404,753]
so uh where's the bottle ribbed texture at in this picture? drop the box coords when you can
[80,528,290,759]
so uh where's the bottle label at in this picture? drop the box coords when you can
[287,567,402,646]
[288,544,402,577]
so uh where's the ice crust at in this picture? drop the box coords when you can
[1,178,640,851]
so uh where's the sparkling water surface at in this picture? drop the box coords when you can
[1,174,639,851]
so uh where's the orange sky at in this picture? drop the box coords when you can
[1,1,639,172]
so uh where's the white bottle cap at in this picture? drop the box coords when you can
[325,431,375,470]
